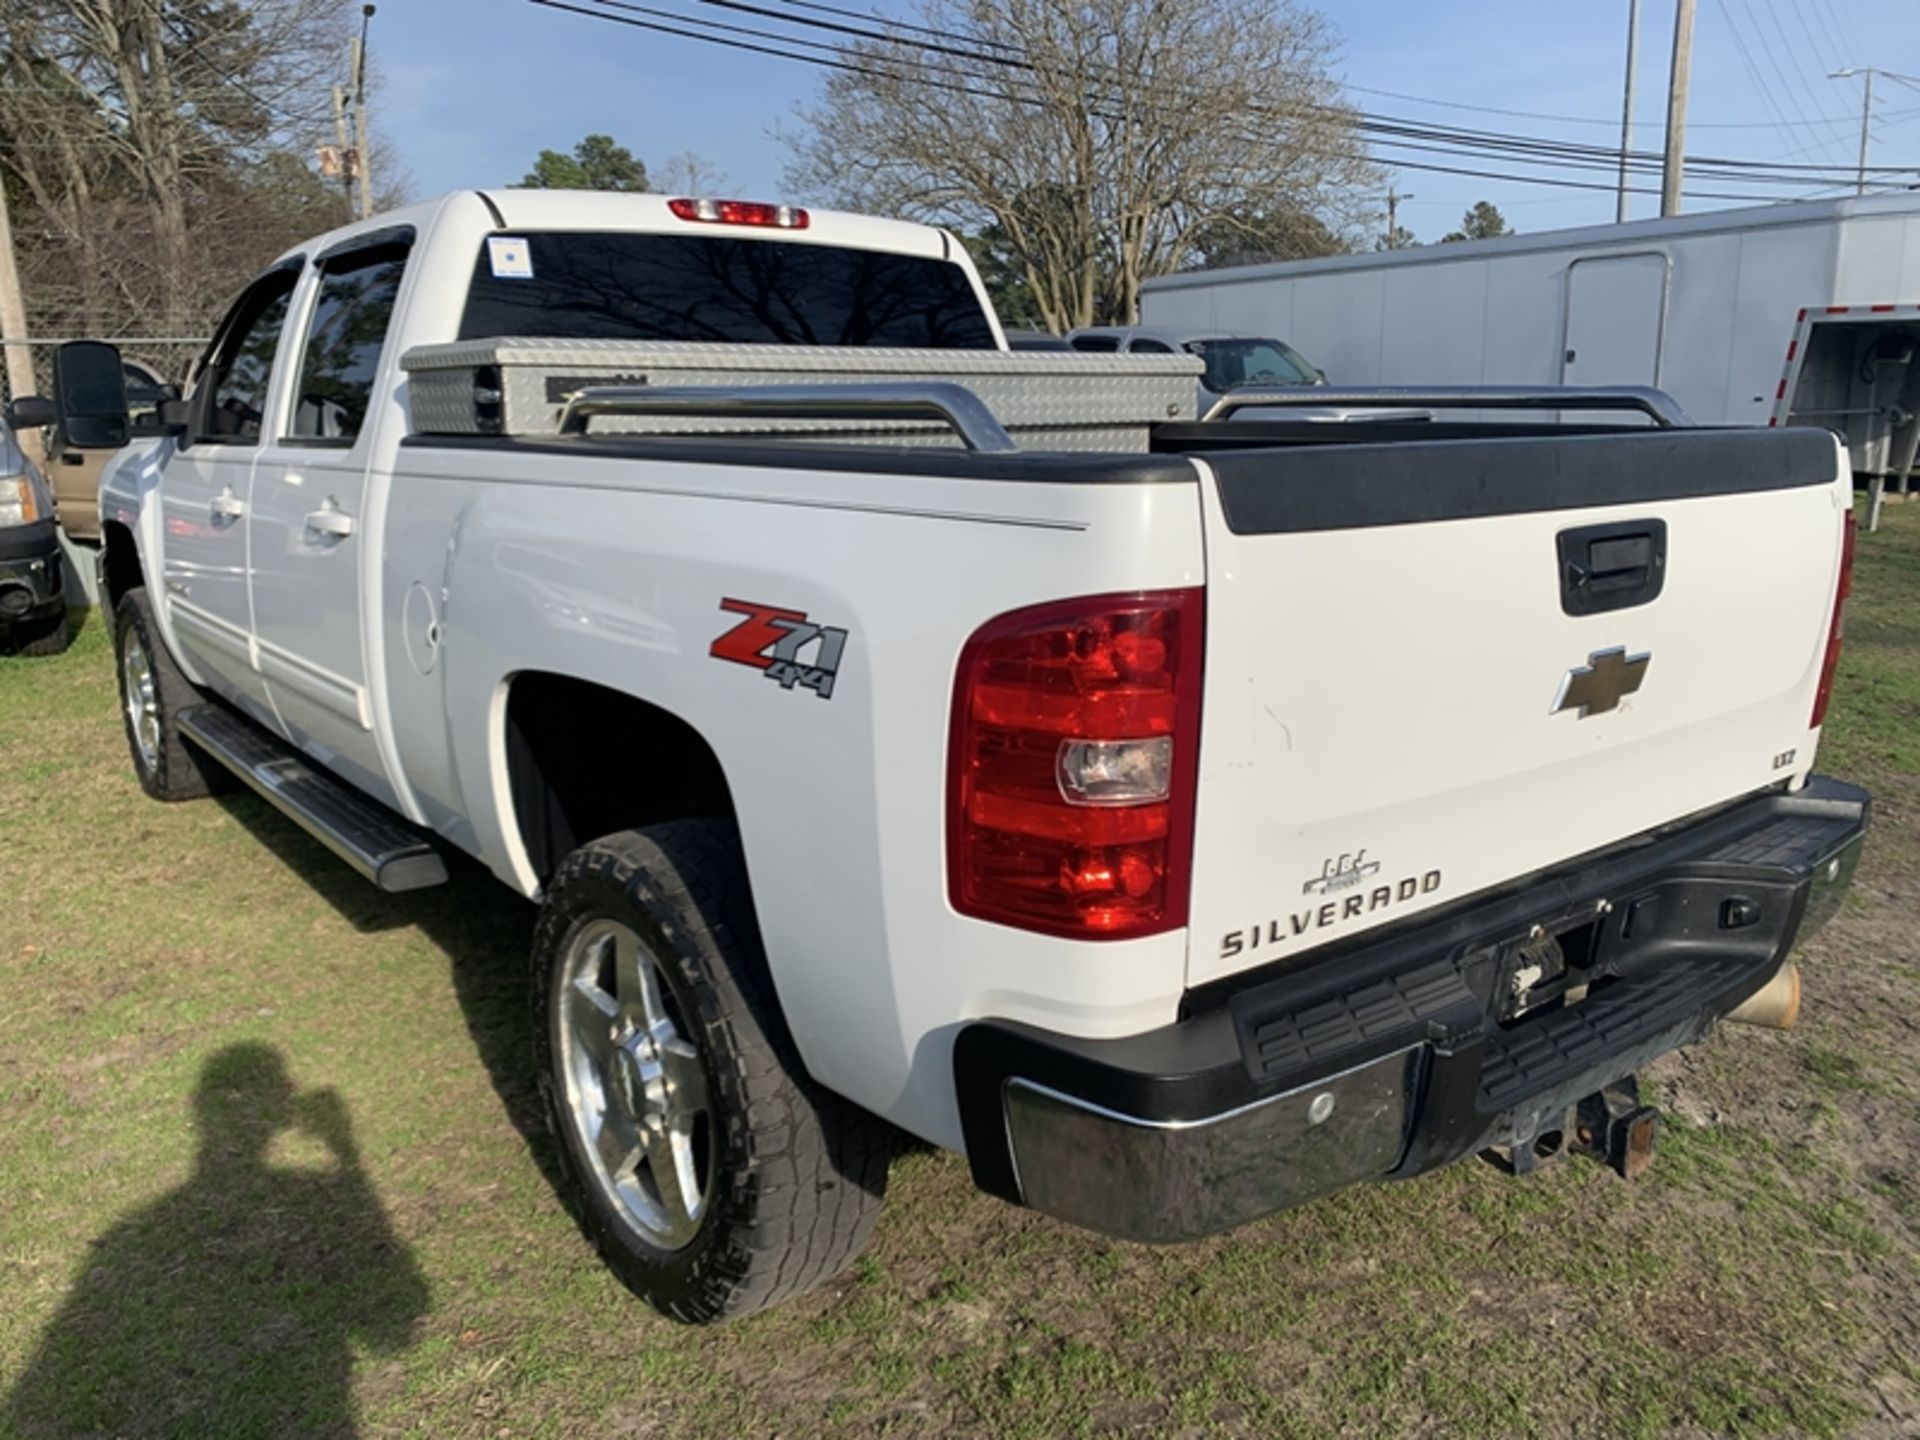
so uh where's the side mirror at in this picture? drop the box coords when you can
[3,395,57,431]
[51,340,131,450]
[157,398,193,436]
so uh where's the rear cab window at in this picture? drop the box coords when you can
[287,242,411,444]
[457,231,997,348]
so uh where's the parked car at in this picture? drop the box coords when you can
[0,395,71,656]
[1065,324,1431,422]
[65,190,1866,1324]
[1003,328,1073,351]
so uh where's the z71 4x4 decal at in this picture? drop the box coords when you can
[710,598,849,700]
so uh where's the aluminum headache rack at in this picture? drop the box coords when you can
[401,338,1202,451]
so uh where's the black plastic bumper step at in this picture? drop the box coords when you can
[178,705,448,893]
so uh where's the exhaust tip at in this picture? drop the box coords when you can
[1725,961,1801,1031]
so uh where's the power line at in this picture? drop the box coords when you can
[574,0,1912,185]
[1340,81,1857,130]
[1754,0,1855,144]
[530,0,1902,201]
[1733,0,1847,164]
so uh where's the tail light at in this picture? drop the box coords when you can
[667,197,809,230]
[948,590,1204,939]
[1809,509,1856,729]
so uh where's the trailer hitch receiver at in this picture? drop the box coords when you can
[1572,1075,1661,1181]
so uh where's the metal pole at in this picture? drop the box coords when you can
[1385,187,1412,248]
[354,6,376,219]
[1855,67,1873,196]
[1661,0,1696,217]
[1617,0,1640,223]
[0,181,36,404]
[331,83,354,219]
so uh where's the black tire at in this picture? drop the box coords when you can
[113,587,225,801]
[532,820,891,1323]
[5,610,70,657]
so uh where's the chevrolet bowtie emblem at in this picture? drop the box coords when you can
[1552,646,1650,718]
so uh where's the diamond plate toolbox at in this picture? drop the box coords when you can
[399,338,1202,451]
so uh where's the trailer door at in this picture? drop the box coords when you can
[1562,254,1668,387]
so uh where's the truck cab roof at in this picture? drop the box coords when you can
[274,189,963,273]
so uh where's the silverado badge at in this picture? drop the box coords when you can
[1552,646,1650,718]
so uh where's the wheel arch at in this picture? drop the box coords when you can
[500,670,738,887]
[100,520,144,616]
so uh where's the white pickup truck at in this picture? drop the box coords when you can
[61,190,1867,1324]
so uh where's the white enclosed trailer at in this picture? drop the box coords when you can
[1143,195,1920,520]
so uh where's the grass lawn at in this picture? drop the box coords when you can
[1,503,1916,1439]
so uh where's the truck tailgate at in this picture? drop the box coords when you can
[1186,426,1850,987]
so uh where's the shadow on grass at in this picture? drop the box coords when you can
[208,793,562,1192]
[4,1044,429,1439]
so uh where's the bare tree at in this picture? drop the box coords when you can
[0,0,356,364]
[783,0,1376,329]
[655,151,732,197]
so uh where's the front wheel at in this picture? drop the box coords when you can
[114,588,225,801]
[532,820,892,1323]
[4,610,70,657]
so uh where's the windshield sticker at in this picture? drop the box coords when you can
[486,236,533,279]
[711,598,848,700]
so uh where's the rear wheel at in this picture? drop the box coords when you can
[532,820,891,1322]
[114,588,224,801]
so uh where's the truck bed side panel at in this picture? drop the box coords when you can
[380,444,1206,1149]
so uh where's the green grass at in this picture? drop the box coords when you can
[1,504,1917,1438]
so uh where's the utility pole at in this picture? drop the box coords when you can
[0,180,35,405]
[1660,0,1696,217]
[330,83,355,219]
[352,5,376,220]
[1829,67,1879,196]
[1385,186,1413,249]
[1617,0,1641,223]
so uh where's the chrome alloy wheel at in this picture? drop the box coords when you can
[122,629,160,772]
[554,918,714,1250]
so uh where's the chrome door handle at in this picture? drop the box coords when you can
[210,487,245,521]
[304,504,356,540]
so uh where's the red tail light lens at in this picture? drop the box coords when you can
[948,590,1204,939]
[667,197,810,230]
[1809,509,1856,729]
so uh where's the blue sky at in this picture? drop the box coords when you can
[375,0,1920,243]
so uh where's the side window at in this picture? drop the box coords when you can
[195,272,298,445]
[288,244,410,443]
[1069,334,1120,353]
[1129,338,1174,354]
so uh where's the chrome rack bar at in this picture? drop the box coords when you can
[557,381,1021,453]
[1203,384,1694,428]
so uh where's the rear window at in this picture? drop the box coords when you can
[458,231,996,349]
[1185,337,1320,393]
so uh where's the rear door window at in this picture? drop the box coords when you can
[288,243,410,444]
[458,231,995,348]
[1129,338,1175,354]
[1069,335,1121,353]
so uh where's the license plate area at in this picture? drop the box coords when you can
[1471,907,1609,1026]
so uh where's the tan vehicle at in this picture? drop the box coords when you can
[34,357,173,542]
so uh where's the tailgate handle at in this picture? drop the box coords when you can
[1557,519,1667,616]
